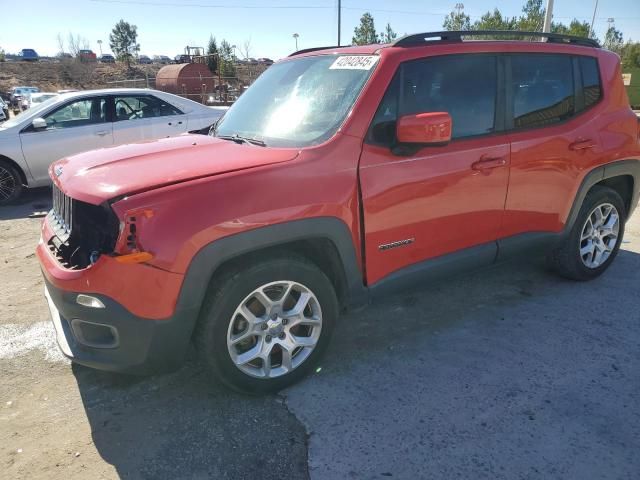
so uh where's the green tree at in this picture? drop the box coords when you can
[473,9,517,31]
[551,19,594,38]
[443,10,471,31]
[379,23,397,44]
[603,26,624,53]
[471,8,518,39]
[219,39,235,77]
[352,12,378,45]
[109,19,139,68]
[206,35,218,74]
[517,0,545,32]
[621,41,640,69]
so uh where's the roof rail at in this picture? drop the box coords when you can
[393,30,600,48]
[288,45,350,57]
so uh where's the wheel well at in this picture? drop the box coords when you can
[208,238,350,309]
[594,175,634,214]
[0,155,28,186]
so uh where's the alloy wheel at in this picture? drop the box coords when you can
[579,202,620,268]
[0,165,17,202]
[226,280,323,379]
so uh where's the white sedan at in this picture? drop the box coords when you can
[0,88,226,204]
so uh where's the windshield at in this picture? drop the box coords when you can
[215,54,378,147]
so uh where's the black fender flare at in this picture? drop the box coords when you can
[564,159,640,233]
[171,216,368,338]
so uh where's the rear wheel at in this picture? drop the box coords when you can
[195,255,338,394]
[548,186,626,280]
[0,161,23,205]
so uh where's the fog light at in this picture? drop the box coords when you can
[76,294,105,309]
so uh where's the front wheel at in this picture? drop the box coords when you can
[548,186,626,281]
[0,161,23,205]
[195,255,338,394]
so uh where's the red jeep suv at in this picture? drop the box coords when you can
[37,31,640,393]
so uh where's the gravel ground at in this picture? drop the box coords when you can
[1,188,639,479]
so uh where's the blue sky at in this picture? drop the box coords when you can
[2,0,639,60]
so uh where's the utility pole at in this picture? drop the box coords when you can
[589,0,599,38]
[543,0,554,33]
[293,33,299,51]
[97,39,103,56]
[337,0,341,46]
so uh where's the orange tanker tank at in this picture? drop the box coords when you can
[155,63,214,101]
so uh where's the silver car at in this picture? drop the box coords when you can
[0,88,226,204]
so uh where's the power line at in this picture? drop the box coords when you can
[90,0,331,8]
[87,0,640,21]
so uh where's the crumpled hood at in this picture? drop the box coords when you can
[51,134,300,204]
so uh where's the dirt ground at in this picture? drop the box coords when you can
[1,188,639,479]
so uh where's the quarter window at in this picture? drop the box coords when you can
[510,54,575,129]
[578,56,602,110]
[44,98,106,129]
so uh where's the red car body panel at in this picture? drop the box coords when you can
[39,40,640,327]
[36,220,183,320]
[52,135,300,205]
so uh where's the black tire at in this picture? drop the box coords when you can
[195,254,338,395]
[547,186,626,281]
[0,160,24,205]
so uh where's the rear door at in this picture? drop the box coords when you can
[19,96,112,184]
[500,54,604,239]
[111,94,187,145]
[359,54,510,285]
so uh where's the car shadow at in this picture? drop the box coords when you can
[72,351,309,479]
[0,187,51,221]
[72,249,640,479]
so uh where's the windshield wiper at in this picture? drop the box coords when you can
[217,133,267,147]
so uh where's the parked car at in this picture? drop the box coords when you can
[99,54,115,63]
[0,98,9,122]
[0,88,226,203]
[19,49,39,61]
[138,55,152,64]
[153,55,172,64]
[174,54,190,64]
[35,32,640,394]
[23,92,59,110]
[257,57,274,65]
[8,86,39,112]
[78,49,97,62]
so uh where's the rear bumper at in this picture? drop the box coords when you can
[43,275,193,374]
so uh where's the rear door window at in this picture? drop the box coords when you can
[113,95,183,122]
[510,54,575,129]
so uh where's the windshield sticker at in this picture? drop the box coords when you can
[330,55,379,70]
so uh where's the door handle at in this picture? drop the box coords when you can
[569,138,595,151]
[95,130,109,136]
[168,121,183,126]
[471,155,507,171]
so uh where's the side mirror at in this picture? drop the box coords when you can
[32,118,47,130]
[396,112,452,145]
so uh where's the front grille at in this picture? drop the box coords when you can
[46,185,120,270]
[50,184,74,242]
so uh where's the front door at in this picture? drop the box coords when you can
[359,54,510,285]
[20,96,112,184]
